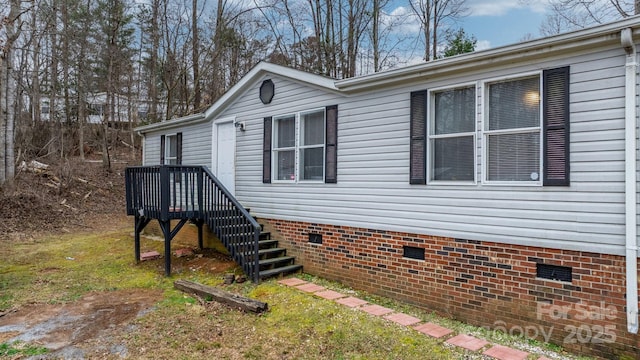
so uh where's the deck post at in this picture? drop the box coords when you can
[134,217,141,263]
[196,219,204,249]
[160,165,170,222]
[134,216,151,263]
[159,219,172,276]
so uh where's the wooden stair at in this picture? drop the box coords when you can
[255,223,302,280]
[126,165,297,281]
[218,209,302,280]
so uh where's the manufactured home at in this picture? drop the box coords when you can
[128,17,640,358]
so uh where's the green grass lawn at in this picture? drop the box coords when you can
[0,223,592,359]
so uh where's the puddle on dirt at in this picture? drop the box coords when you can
[0,289,161,359]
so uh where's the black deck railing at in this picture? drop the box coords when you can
[125,165,261,282]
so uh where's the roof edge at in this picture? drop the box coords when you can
[136,62,337,134]
[204,62,338,120]
[135,113,206,134]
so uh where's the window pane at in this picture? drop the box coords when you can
[434,86,475,134]
[302,111,324,146]
[276,116,295,148]
[433,136,474,181]
[301,147,324,180]
[488,77,540,130]
[276,150,295,180]
[166,135,178,164]
[168,135,177,157]
[487,132,540,181]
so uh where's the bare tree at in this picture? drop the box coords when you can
[409,0,468,61]
[192,0,202,111]
[96,0,134,169]
[141,0,161,122]
[344,0,371,77]
[48,0,60,156]
[371,0,383,71]
[367,0,412,72]
[0,0,23,188]
[75,0,94,161]
[536,0,640,35]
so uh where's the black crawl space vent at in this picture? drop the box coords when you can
[536,263,572,282]
[403,246,425,260]
[308,233,323,244]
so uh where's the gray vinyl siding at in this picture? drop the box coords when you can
[143,135,161,166]
[143,120,212,166]
[222,46,634,257]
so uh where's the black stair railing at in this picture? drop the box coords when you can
[125,165,261,282]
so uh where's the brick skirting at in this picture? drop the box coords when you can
[264,218,640,359]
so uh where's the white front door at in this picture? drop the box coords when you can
[213,119,236,195]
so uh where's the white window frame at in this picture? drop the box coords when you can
[165,133,179,165]
[271,108,326,183]
[481,71,543,186]
[427,82,478,185]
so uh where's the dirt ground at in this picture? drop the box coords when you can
[0,245,237,359]
[0,155,237,358]
[0,156,129,239]
[0,289,162,358]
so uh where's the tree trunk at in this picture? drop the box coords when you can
[149,0,160,122]
[62,0,71,159]
[49,0,59,156]
[325,0,335,77]
[78,94,86,161]
[30,8,42,126]
[311,0,323,74]
[0,56,7,186]
[424,2,432,61]
[212,0,226,101]
[432,0,439,60]
[127,69,136,160]
[372,0,380,72]
[103,1,116,171]
[347,0,356,77]
[192,0,201,111]
[0,0,22,188]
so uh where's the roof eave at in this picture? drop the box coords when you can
[136,62,337,134]
[135,113,206,134]
[204,62,338,120]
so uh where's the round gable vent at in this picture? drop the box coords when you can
[260,79,275,104]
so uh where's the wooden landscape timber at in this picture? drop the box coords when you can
[173,279,268,313]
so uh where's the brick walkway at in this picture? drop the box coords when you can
[278,277,550,360]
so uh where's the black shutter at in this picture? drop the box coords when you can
[543,66,570,186]
[410,90,427,184]
[160,135,166,165]
[263,117,272,183]
[325,105,338,183]
[176,132,183,165]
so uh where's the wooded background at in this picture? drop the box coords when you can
[0,0,637,187]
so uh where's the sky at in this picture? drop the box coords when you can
[387,0,551,51]
[460,0,549,49]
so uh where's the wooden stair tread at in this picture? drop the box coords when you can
[259,256,294,266]
[258,247,285,255]
[258,239,277,247]
[259,264,303,279]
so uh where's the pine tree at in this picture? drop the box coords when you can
[442,28,476,58]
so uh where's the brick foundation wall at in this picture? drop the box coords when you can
[264,218,640,359]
